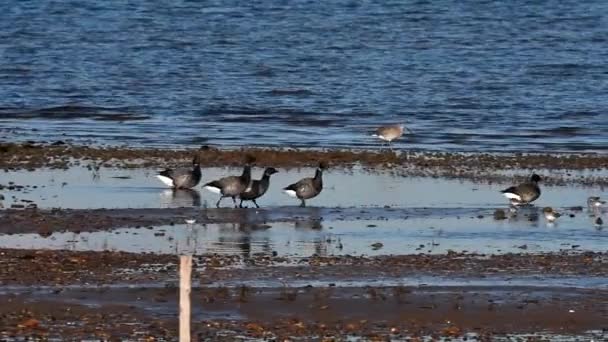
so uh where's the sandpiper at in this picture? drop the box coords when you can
[587,196,605,211]
[203,155,255,208]
[372,123,412,150]
[156,154,202,189]
[500,174,542,206]
[239,167,278,208]
[283,162,327,207]
[542,207,561,223]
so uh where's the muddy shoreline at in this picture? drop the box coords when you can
[1,285,606,340]
[1,248,605,286]
[1,142,607,339]
[0,206,491,234]
[2,142,608,185]
[0,248,606,340]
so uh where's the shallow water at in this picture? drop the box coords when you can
[1,167,606,257]
[2,166,606,209]
[1,1,608,152]
[0,213,605,257]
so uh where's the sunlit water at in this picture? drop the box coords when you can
[0,167,606,257]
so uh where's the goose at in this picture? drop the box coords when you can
[500,174,541,206]
[156,154,202,189]
[283,162,327,207]
[372,123,412,150]
[239,167,278,208]
[203,156,255,208]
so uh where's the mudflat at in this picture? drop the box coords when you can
[0,145,607,340]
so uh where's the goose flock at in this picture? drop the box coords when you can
[153,124,605,227]
[156,154,326,208]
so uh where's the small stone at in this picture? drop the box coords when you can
[371,242,383,250]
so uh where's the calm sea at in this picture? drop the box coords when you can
[1,0,607,152]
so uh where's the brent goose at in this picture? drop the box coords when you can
[500,174,541,205]
[203,156,255,208]
[542,207,560,223]
[156,154,202,189]
[239,167,278,208]
[372,123,412,149]
[283,162,327,207]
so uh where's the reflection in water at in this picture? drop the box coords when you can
[294,207,323,230]
[159,189,201,208]
[506,205,540,225]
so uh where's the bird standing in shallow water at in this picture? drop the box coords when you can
[500,174,542,206]
[203,156,255,208]
[372,123,412,150]
[283,162,327,207]
[239,167,278,208]
[156,154,202,189]
[587,196,605,212]
[542,207,561,223]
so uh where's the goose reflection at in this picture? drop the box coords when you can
[212,222,272,259]
[506,205,540,225]
[159,188,201,208]
[293,207,323,230]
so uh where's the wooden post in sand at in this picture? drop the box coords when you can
[179,255,192,342]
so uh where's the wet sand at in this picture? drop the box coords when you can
[0,144,607,339]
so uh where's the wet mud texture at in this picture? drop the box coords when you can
[0,248,606,286]
[0,206,486,235]
[1,142,608,185]
[0,248,606,339]
[0,286,606,340]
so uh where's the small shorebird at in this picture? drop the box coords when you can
[372,123,412,150]
[156,154,202,189]
[283,162,327,207]
[542,207,561,223]
[500,174,542,206]
[203,156,255,208]
[239,167,279,208]
[587,196,605,211]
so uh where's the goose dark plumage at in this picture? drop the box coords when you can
[501,174,542,205]
[239,167,278,208]
[156,155,202,189]
[203,155,255,208]
[283,162,327,207]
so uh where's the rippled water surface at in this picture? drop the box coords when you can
[1,0,607,151]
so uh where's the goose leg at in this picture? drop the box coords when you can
[216,196,224,208]
[232,196,238,208]
[299,199,306,208]
[253,200,259,208]
[239,199,244,208]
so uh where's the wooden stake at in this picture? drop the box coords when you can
[179,255,192,342]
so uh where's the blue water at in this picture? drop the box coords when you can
[1,0,607,152]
